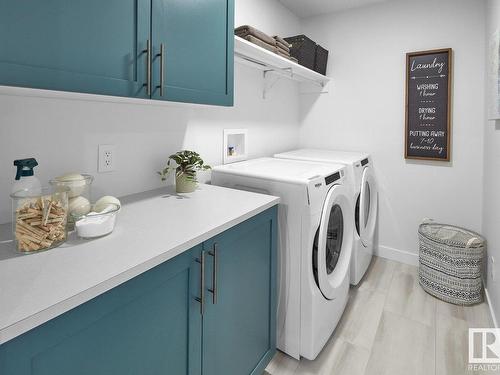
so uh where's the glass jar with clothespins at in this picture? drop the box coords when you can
[10,186,69,253]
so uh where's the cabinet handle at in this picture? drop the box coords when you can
[142,39,151,96]
[195,252,205,315]
[208,243,218,304]
[156,43,165,97]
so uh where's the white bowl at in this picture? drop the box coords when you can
[73,203,120,239]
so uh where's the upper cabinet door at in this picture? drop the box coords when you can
[151,0,234,106]
[0,0,151,98]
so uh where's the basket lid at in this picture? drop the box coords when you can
[418,223,485,248]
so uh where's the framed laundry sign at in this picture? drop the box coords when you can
[405,48,452,161]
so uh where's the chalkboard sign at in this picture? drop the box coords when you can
[405,48,452,161]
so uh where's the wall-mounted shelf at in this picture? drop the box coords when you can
[234,36,330,98]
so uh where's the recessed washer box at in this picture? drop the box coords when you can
[223,129,248,164]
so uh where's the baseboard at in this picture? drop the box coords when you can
[375,245,419,266]
[484,287,499,328]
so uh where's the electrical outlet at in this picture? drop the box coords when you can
[98,144,116,173]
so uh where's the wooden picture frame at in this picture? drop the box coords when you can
[405,48,452,161]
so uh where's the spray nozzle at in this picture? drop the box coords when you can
[14,158,38,180]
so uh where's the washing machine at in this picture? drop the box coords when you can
[211,158,353,360]
[274,149,378,285]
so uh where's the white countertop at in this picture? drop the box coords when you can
[0,184,279,345]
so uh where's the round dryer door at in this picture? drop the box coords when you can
[315,184,353,300]
[359,166,378,247]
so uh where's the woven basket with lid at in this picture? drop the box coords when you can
[418,222,485,305]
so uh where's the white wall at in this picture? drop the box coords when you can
[299,0,486,261]
[0,0,302,225]
[483,0,500,325]
[235,0,301,37]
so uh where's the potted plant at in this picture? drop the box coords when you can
[158,150,211,193]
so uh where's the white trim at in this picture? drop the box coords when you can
[0,85,218,109]
[485,287,499,329]
[375,245,419,266]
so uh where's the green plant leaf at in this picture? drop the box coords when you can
[158,150,210,183]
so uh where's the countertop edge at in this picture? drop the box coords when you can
[0,197,279,345]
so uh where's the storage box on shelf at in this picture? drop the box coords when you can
[284,35,317,71]
[315,45,329,76]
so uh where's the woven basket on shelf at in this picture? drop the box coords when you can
[314,44,329,75]
[418,222,485,305]
[284,35,316,71]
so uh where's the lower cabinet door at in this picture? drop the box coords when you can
[0,246,202,375]
[202,207,277,375]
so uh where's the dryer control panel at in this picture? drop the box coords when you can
[307,167,347,213]
[325,171,342,185]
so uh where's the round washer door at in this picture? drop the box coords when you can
[359,166,378,247]
[316,184,353,300]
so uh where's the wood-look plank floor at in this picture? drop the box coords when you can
[264,257,494,375]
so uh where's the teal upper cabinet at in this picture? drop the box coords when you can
[0,0,151,98]
[152,0,234,106]
[0,0,234,106]
[203,207,277,375]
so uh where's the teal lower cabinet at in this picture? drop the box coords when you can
[0,245,203,375]
[0,207,277,375]
[203,208,277,375]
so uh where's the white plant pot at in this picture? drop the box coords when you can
[176,174,197,193]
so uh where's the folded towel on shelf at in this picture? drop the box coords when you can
[276,50,291,59]
[273,39,290,53]
[275,50,298,63]
[276,41,290,53]
[277,45,290,56]
[236,31,277,48]
[243,35,278,53]
[235,25,277,46]
[273,36,291,50]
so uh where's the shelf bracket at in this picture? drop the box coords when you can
[263,70,279,99]
[262,68,293,99]
[299,80,330,95]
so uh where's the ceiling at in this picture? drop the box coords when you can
[278,0,392,18]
